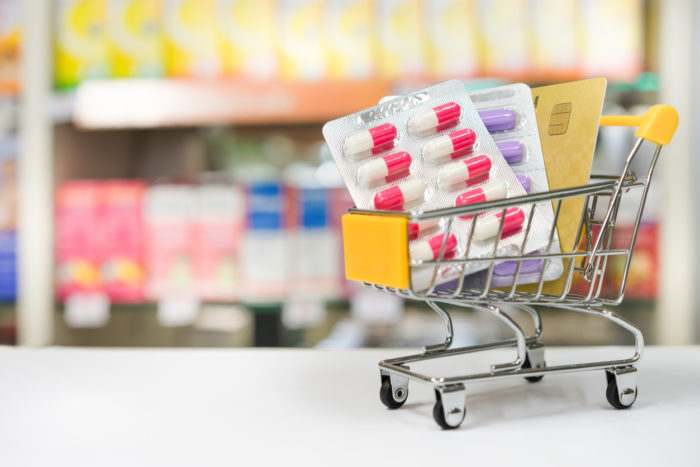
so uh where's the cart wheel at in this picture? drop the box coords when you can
[379,374,407,409]
[433,390,465,430]
[522,354,545,383]
[605,370,637,409]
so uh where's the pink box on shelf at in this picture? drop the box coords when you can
[55,181,102,300]
[97,180,146,303]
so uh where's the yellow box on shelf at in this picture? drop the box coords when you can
[425,0,480,79]
[324,0,376,80]
[162,0,223,78]
[277,0,327,81]
[215,0,277,80]
[107,0,164,78]
[375,0,427,81]
[54,0,111,89]
[0,0,20,94]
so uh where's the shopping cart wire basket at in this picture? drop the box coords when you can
[341,104,678,429]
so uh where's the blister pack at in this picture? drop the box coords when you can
[467,83,563,286]
[323,80,554,290]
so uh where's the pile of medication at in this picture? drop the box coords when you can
[323,80,557,290]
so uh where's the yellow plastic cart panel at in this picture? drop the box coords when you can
[342,214,409,289]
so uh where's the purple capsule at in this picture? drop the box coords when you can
[494,259,542,277]
[496,140,524,164]
[479,108,517,132]
[516,174,531,193]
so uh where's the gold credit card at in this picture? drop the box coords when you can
[522,77,607,295]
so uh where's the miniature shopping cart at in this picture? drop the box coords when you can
[341,105,678,429]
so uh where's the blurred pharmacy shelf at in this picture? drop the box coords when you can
[70,79,392,129]
[49,74,659,130]
[11,0,700,348]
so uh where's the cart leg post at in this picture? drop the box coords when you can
[513,304,543,341]
[423,301,454,354]
[479,304,527,372]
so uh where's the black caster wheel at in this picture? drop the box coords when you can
[433,390,465,430]
[522,354,545,383]
[605,371,637,409]
[379,374,407,409]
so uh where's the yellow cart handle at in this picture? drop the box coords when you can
[600,104,678,146]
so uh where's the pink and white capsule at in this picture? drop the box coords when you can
[408,102,461,135]
[410,233,457,262]
[357,151,411,184]
[344,123,397,159]
[373,179,426,210]
[408,219,440,239]
[455,180,508,208]
[423,128,476,162]
[438,155,492,186]
[474,207,525,241]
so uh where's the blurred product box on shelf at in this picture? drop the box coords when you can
[580,0,643,80]
[162,0,223,78]
[54,0,112,89]
[55,181,102,299]
[107,0,164,78]
[329,187,356,298]
[240,181,290,301]
[56,180,146,303]
[277,0,326,81]
[216,0,277,80]
[569,222,658,301]
[194,183,245,301]
[324,0,375,80]
[293,187,340,296]
[530,0,579,77]
[425,0,479,80]
[0,0,20,95]
[375,0,427,81]
[475,0,530,77]
[144,183,196,299]
[0,231,15,301]
[98,181,146,303]
[0,135,16,300]
[606,223,658,300]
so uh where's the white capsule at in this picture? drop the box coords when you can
[438,155,492,187]
[373,179,426,210]
[455,180,509,208]
[344,131,373,157]
[424,134,455,161]
[423,128,476,162]
[473,208,525,241]
[357,151,412,185]
[408,219,439,238]
[409,241,435,262]
[343,123,397,159]
[409,233,457,261]
[408,102,461,135]
[408,110,439,134]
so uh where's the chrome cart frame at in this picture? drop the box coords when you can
[341,105,678,429]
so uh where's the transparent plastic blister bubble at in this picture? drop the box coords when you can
[469,83,563,285]
[323,80,554,291]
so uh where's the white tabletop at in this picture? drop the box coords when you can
[0,346,698,467]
